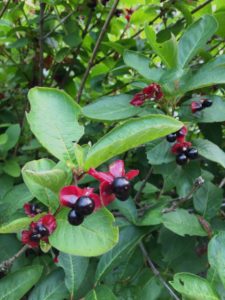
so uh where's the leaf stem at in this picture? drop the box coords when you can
[139,242,181,300]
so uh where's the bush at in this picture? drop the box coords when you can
[0,1,224,299]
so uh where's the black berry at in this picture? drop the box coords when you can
[112,177,131,201]
[166,133,177,143]
[176,153,188,165]
[30,232,42,241]
[186,148,198,160]
[202,99,213,108]
[36,224,49,237]
[68,209,84,226]
[75,196,95,216]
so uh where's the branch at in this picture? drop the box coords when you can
[163,177,204,213]
[0,0,11,19]
[139,242,181,300]
[39,2,46,86]
[76,0,120,103]
[219,177,225,189]
[134,166,153,203]
[43,8,77,39]
[0,245,28,272]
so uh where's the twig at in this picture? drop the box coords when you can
[134,167,153,203]
[0,0,11,19]
[163,177,204,213]
[139,242,181,300]
[219,177,225,189]
[43,8,77,39]
[39,2,46,86]
[0,245,28,272]
[76,0,120,103]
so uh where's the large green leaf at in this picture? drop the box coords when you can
[29,269,69,300]
[22,159,70,211]
[194,182,223,220]
[146,139,174,165]
[0,265,43,300]
[193,139,225,168]
[145,26,178,69]
[58,253,89,297]
[170,273,219,300]
[0,124,20,152]
[123,50,164,81]
[162,209,207,237]
[85,285,117,300]
[27,87,84,164]
[49,208,119,257]
[179,95,225,123]
[84,115,182,170]
[95,226,145,282]
[208,232,225,289]
[185,55,225,91]
[82,94,141,121]
[178,15,218,68]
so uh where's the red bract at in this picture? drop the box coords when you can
[21,213,57,248]
[191,101,203,113]
[88,160,139,205]
[171,141,192,154]
[60,186,101,209]
[130,93,145,106]
[130,83,163,106]
[176,126,188,143]
[23,203,42,217]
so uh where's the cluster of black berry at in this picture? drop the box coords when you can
[68,196,95,226]
[111,177,131,201]
[166,127,198,166]
[30,224,49,242]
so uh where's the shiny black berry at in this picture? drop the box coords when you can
[112,177,131,201]
[75,196,95,216]
[166,133,177,143]
[202,99,213,108]
[30,232,42,241]
[68,209,84,226]
[176,153,188,165]
[36,224,49,237]
[186,148,198,160]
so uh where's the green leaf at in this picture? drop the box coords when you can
[170,273,219,300]
[178,15,218,68]
[145,26,178,68]
[49,208,119,257]
[58,253,89,297]
[0,183,33,221]
[193,139,225,168]
[0,213,44,233]
[2,159,20,177]
[0,133,8,145]
[193,182,223,220]
[179,95,225,123]
[208,232,225,289]
[95,226,145,282]
[162,209,207,237]
[146,139,174,165]
[0,265,43,300]
[0,124,20,152]
[22,159,69,211]
[214,10,225,38]
[123,50,164,81]
[82,94,141,121]
[27,87,84,164]
[29,269,69,300]
[110,198,137,223]
[85,285,117,300]
[138,203,166,226]
[84,115,183,170]
[185,55,225,91]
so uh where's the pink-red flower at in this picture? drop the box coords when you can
[191,101,203,113]
[60,186,101,209]
[130,83,163,106]
[171,141,192,154]
[22,214,57,248]
[88,160,139,205]
[23,203,42,217]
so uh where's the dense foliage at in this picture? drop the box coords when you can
[0,0,225,299]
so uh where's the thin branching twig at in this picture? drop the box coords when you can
[0,245,28,272]
[0,0,11,19]
[134,166,153,203]
[139,242,181,300]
